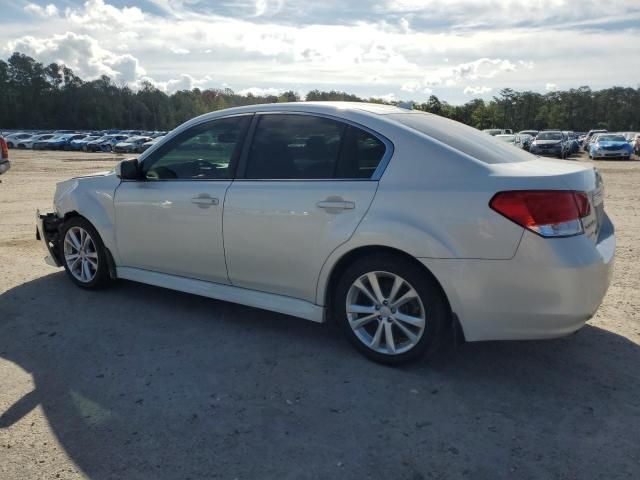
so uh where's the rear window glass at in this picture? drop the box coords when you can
[389,113,532,164]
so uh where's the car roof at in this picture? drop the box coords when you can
[186,102,410,123]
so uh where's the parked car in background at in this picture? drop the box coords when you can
[0,135,10,176]
[518,130,538,138]
[622,132,639,154]
[69,135,102,151]
[519,134,533,151]
[139,135,165,152]
[18,133,55,149]
[113,136,153,154]
[4,132,33,148]
[563,131,580,155]
[33,135,61,150]
[36,102,615,364]
[86,134,129,152]
[495,134,524,149]
[589,133,633,160]
[46,134,87,150]
[584,129,607,151]
[529,130,567,158]
[482,129,510,136]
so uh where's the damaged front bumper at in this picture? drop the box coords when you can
[35,210,63,267]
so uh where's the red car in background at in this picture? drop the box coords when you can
[0,135,11,176]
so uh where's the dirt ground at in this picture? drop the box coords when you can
[1,149,639,480]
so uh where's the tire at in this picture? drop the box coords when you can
[333,253,449,365]
[59,217,111,289]
[7,142,13,148]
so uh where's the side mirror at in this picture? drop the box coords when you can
[116,158,141,180]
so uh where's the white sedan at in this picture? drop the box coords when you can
[17,133,55,149]
[36,102,615,364]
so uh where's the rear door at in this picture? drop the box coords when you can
[223,113,391,302]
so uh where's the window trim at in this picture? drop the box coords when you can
[138,113,254,182]
[235,111,394,182]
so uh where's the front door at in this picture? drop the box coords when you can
[114,115,251,284]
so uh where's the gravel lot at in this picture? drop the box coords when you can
[1,149,639,480]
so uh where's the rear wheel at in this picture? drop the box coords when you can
[333,254,448,365]
[59,217,111,289]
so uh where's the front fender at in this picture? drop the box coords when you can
[54,173,121,262]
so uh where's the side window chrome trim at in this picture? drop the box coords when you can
[237,111,394,182]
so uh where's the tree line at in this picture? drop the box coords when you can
[1,52,639,132]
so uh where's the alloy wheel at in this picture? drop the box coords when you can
[63,226,99,283]
[346,271,426,355]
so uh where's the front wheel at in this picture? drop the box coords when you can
[333,254,449,365]
[59,217,111,289]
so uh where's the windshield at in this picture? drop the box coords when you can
[537,132,562,140]
[389,113,532,164]
[598,135,626,142]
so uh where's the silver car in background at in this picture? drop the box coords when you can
[36,102,615,364]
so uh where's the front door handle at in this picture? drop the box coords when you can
[317,197,355,212]
[191,194,219,208]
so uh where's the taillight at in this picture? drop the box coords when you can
[0,138,8,160]
[490,190,591,237]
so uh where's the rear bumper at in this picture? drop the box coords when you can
[421,216,615,342]
[35,210,63,267]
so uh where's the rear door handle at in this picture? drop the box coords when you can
[317,197,355,212]
[191,194,219,207]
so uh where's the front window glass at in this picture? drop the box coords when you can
[145,116,250,180]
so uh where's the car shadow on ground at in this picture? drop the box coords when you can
[1,273,639,479]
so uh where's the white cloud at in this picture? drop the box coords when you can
[255,0,286,17]
[144,73,213,93]
[546,83,558,91]
[2,0,639,104]
[238,87,284,96]
[24,3,59,17]
[66,0,144,29]
[463,86,492,95]
[6,32,145,83]
[425,58,522,87]
[372,93,397,102]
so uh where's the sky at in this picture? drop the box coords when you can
[1,0,639,104]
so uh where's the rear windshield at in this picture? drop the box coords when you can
[388,113,532,164]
